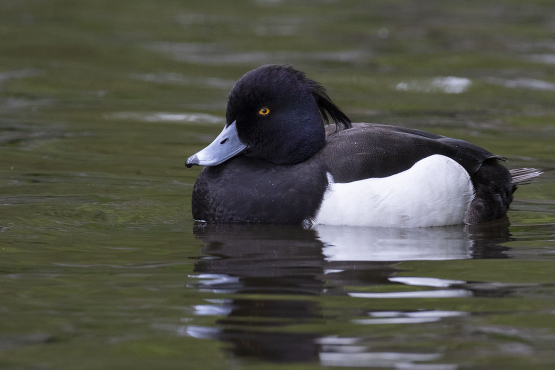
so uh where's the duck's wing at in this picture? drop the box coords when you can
[320,122,503,183]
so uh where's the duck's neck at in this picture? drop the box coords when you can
[245,121,325,165]
[283,124,326,164]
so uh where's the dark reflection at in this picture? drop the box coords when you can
[187,324,320,362]
[193,225,328,295]
[188,220,513,363]
[466,218,513,258]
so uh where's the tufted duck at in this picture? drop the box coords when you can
[186,65,541,227]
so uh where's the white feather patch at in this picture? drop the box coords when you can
[313,155,475,228]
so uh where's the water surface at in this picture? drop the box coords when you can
[1,1,555,369]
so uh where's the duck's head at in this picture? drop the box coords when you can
[186,64,351,167]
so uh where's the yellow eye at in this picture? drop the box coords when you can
[258,107,270,116]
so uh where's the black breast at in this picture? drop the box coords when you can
[192,157,329,223]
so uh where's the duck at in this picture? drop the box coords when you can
[185,64,541,227]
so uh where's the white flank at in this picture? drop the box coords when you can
[313,155,475,228]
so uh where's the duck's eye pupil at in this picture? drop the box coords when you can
[258,108,270,116]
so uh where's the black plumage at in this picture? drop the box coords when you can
[187,64,540,225]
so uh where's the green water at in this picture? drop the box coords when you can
[1,0,555,369]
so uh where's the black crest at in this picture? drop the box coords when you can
[282,66,352,129]
[307,77,352,130]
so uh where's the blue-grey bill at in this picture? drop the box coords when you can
[185,121,247,167]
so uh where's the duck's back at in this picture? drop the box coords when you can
[319,123,502,182]
[318,123,514,224]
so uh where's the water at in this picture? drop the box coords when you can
[1,0,555,368]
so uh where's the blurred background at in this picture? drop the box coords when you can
[1,1,555,369]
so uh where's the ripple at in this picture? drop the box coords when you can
[0,97,53,111]
[0,69,43,81]
[105,112,224,124]
[485,77,555,92]
[388,277,466,288]
[181,325,219,339]
[529,54,555,64]
[145,42,371,65]
[317,336,360,345]
[132,72,235,89]
[319,351,445,368]
[349,290,472,299]
[354,310,468,325]
[53,262,187,269]
[396,77,471,94]
[193,304,234,316]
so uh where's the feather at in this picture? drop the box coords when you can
[510,168,543,185]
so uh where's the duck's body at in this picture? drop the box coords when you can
[186,65,540,227]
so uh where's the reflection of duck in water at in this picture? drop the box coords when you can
[192,222,511,294]
[188,223,512,363]
[193,224,328,295]
[190,224,326,362]
[317,218,512,262]
[186,65,541,227]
